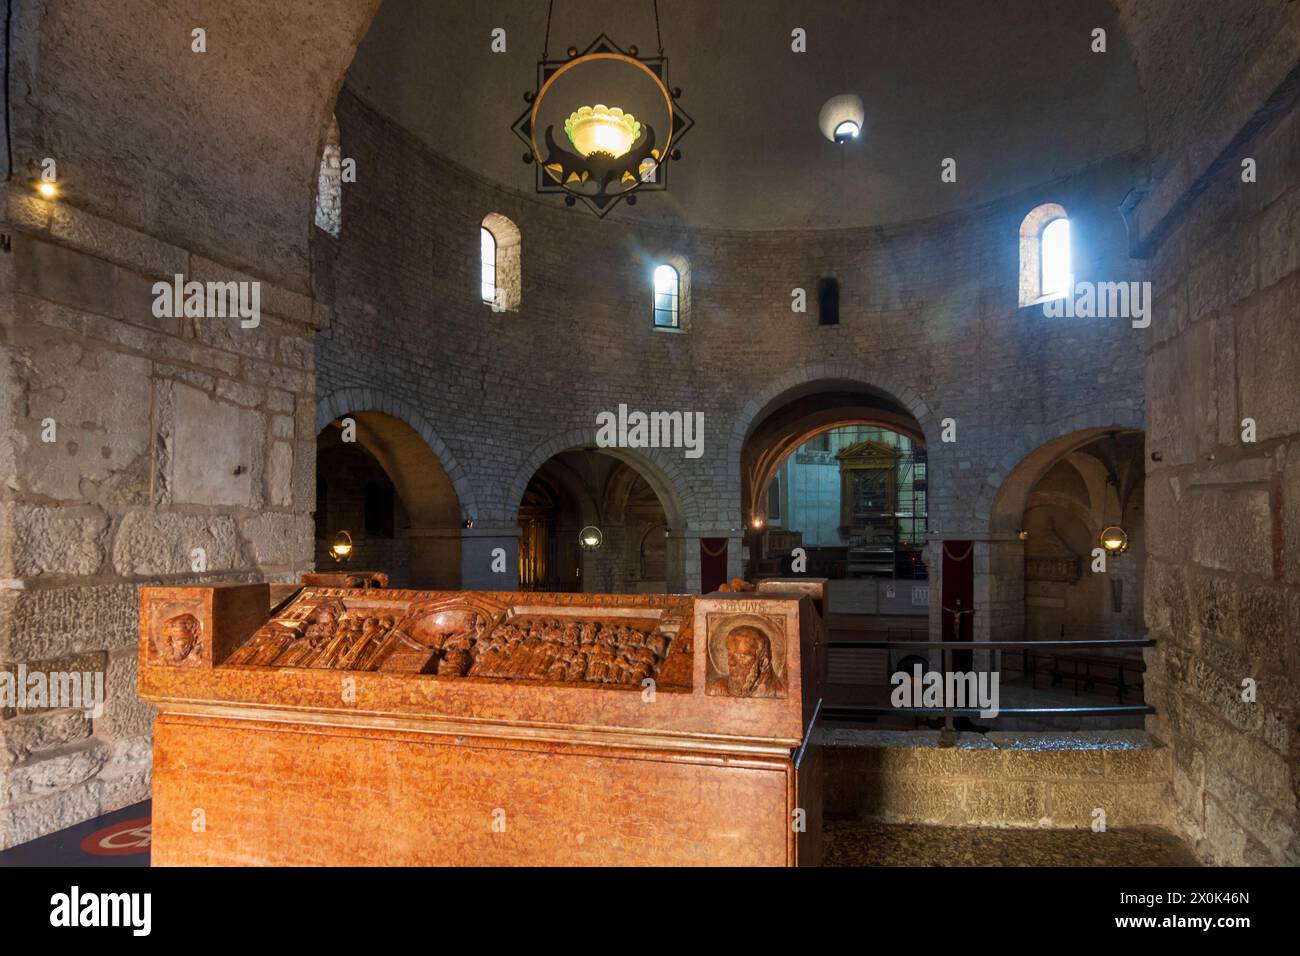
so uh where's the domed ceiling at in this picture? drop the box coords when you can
[346,0,1145,230]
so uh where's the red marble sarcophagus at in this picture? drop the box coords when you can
[138,584,824,866]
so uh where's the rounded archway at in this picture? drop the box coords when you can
[316,409,464,588]
[738,380,930,588]
[516,448,684,594]
[986,426,1145,654]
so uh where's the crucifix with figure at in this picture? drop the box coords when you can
[942,597,976,642]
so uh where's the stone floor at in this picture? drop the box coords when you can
[824,821,1201,866]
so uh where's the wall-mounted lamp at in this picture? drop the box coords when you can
[1099,525,1129,556]
[36,181,57,199]
[329,530,354,563]
[578,526,604,551]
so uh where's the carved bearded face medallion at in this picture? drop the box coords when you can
[706,619,787,699]
[160,613,202,665]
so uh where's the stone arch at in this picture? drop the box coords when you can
[983,420,1146,643]
[986,415,1143,536]
[9,1,385,287]
[510,432,696,594]
[728,362,939,525]
[506,428,696,534]
[317,387,479,521]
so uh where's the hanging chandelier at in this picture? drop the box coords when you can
[512,2,693,218]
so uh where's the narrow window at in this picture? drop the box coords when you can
[480,227,497,305]
[1018,202,1070,306]
[1040,217,1071,300]
[818,276,840,325]
[653,264,680,328]
[313,115,342,238]
[480,213,522,311]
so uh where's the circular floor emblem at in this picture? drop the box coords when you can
[81,818,152,856]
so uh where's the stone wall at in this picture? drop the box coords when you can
[0,189,321,848]
[822,729,1172,828]
[1139,88,1300,866]
[313,88,1148,604]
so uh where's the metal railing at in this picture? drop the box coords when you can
[821,637,1155,724]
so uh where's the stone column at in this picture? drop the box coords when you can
[459,526,521,591]
[405,528,462,590]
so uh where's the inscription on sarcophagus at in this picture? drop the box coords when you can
[222,588,691,691]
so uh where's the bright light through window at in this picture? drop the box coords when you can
[1041,217,1071,300]
[653,264,679,327]
[480,227,497,304]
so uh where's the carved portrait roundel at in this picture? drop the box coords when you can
[705,613,787,682]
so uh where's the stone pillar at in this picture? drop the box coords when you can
[406,528,462,590]
[973,535,1024,674]
[663,531,688,594]
[459,526,521,591]
[581,523,625,593]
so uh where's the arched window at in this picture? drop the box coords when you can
[653,264,680,328]
[313,115,342,238]
[1019,203,1070,306]
[480,213,522,311]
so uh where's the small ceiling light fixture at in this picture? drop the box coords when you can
[1099,525,1129,556]
[578,526,604,551]
[819,94,864,144]
[328,530,354,563]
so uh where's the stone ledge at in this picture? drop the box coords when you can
[822,729,1173,827]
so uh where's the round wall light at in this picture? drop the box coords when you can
[578,526,604,551]
[1099,525,1129,556]
[819,94,864,144]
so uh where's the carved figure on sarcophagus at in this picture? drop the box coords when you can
[706,615,788,698]
[392,597,503,676]
[158,612,203,666]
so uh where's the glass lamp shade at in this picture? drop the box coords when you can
[329,530,354,563]
[564,105,641,158]
[578,526,604,551]
[1099,525,1129,555]
[833,120,860,142]
[819,94,864,144]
